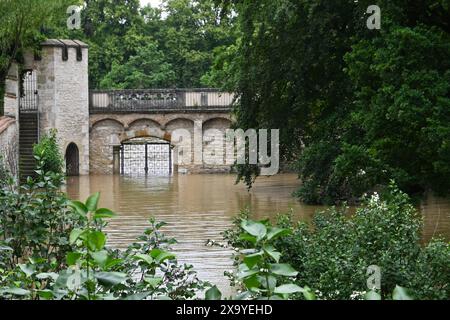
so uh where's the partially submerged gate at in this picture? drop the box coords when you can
[120,138,172,176]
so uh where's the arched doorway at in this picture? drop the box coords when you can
[65,143,79,176]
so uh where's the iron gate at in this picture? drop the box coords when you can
[120,142,172,176]
[20,70,38,113]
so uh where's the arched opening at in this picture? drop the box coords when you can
[119,137,173,176]
[65,143,79,176]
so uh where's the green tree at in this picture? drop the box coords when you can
[156,0,237,87]
[342,25,450,197]
[214,0,450,203]
[0,0,73,115]
[100,42,176,89]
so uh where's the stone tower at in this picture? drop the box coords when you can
[37,39,90,175]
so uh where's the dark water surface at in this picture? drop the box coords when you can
[65,174,450,294]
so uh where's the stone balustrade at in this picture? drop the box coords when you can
[89,89,234,114]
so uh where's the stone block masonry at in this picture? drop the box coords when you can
[37,40,90,175]
[0,116,18,177]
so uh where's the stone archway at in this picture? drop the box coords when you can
[65,143,79,176]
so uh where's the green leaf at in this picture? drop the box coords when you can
[263,245,281,263]
[95,272,127,286]
[238,233,257,244]
[36,273,58,281]
[68,201,88,216]
[19,264,35,277]
[270,263,298,277]
[66,252,82,266]
[241,220,267,241]
[36,289,54,300]
[302,286,317,300]
[133,254,154,265]
[258,275,277,291]
[243,275,261,290]
[0,245,13,252]
[0,287,31,296]
[150,249,176,263]
[69,228,84,245]
[86,192,100,212]
[91,250,109,268]
[274,284,304,294]
[93,208,116,219]
[205,285,222,300]
[243,251,263,269]
[393,286,413,300]
[144,277,162,288]
[266,227,291,241]
[87,231,106,251]
[237,263,259,279]
[104,258,123,270]
[365,290,382,300]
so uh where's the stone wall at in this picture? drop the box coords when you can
[3,63,19,119]
[89,112,233,174]
[1,62,19,178]
[37,40,90,175]
[0,117,18,177]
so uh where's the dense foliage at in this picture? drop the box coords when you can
[1,0,237,113]
[0,0,74,115]
[0,160,207,300]
[33,129,64,177]
[222,184,449,300]
[208,218,316,300]
[212,0,450,203]
[43,0,237,89]
[1,135,207,300]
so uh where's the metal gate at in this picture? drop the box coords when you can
[120,142,172,176]
[20,70,38,113]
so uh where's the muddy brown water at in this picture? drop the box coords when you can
[65,174,450,295]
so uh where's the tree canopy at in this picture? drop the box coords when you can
[42,0,238,89]
[0,0,74,114]
[1,0,449,204]
[210,0,450,203]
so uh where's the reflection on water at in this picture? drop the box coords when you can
[65,174,450,295]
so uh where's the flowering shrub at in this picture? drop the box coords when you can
[220,183,448,300]
[274,183,449,300]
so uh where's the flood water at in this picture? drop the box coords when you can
[65,174,450,295]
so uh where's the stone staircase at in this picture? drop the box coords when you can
[19,112,38,181]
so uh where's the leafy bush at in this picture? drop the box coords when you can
[276,183,449,300]
[0,159,81,272]
[33,129,63,176]
[0,162,207,300]
[222,183,449,300]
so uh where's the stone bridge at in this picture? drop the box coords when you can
[89,89,234,174]
[0,39,235,179]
